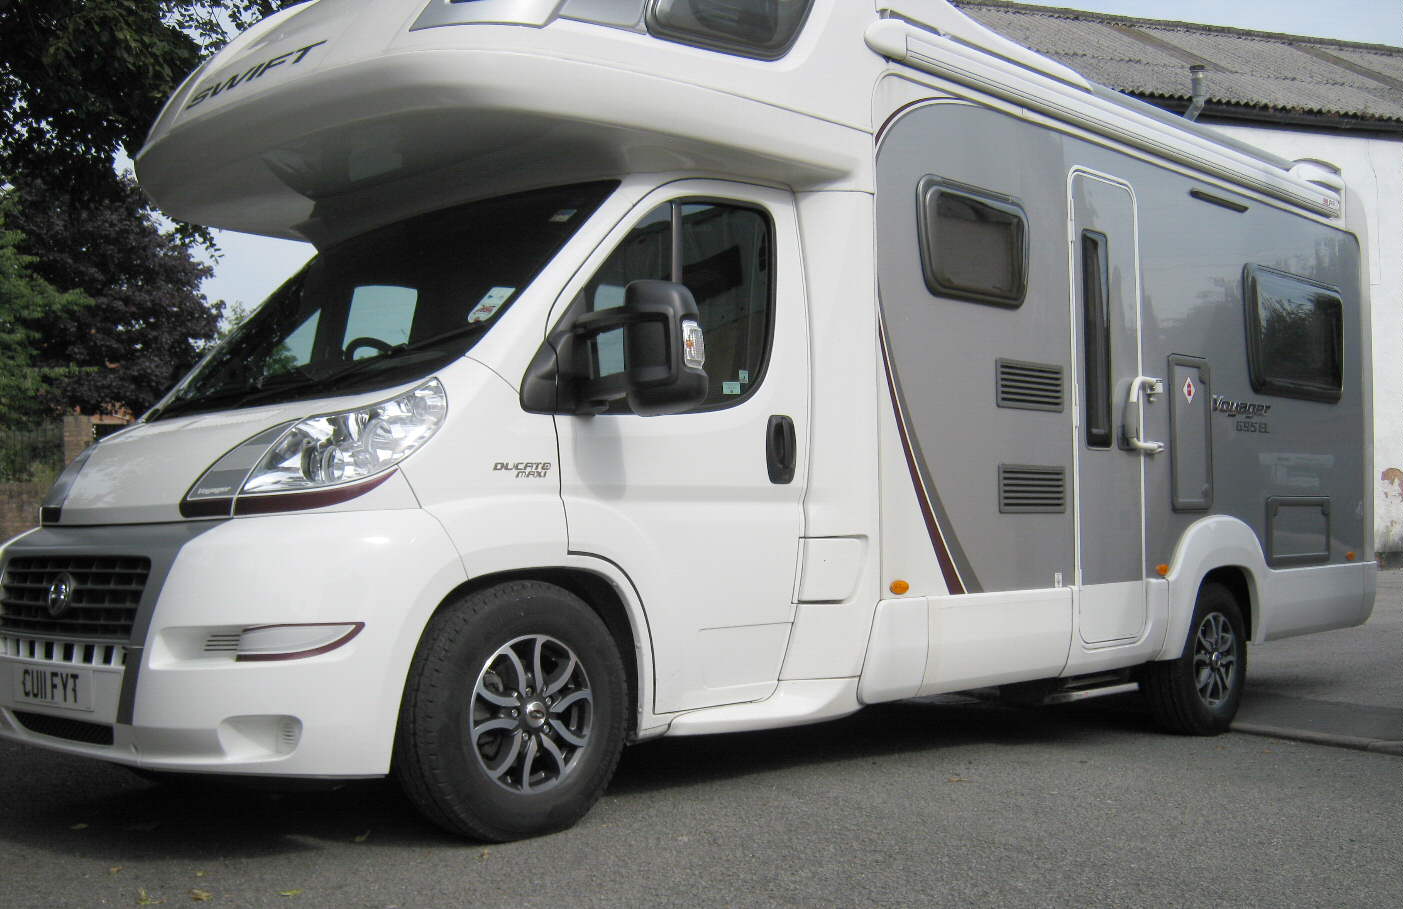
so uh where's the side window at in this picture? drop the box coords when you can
[581,198,774,412]
[584,204,673,381]
[646,0,816,60]
[1243,264,1344,403]
[917,176,1028,308]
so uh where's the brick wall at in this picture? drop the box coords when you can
[0,478,48,543]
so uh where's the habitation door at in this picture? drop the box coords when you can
[554,181,810,714]
[1070,171,1148,643]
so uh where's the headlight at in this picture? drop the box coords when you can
[182,379,447,517]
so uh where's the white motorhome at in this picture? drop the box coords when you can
[0,0,1375,840]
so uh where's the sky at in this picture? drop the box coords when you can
[197,0,1403,312]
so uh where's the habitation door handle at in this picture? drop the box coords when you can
[1122,376,1165,455]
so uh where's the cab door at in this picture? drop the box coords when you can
[553,182,810,714]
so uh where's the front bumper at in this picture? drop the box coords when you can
[0,509,465,776]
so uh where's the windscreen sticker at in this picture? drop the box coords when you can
[722,381,742,395]
[549,209,578,223]
[738,369,750,383]
[467,287,515,323]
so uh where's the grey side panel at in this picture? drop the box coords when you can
[2,521,228,724]
[876,103,1073,594]
[1138,190,1364,569]
[875,99,1365,591]
[1169,356,1213,512]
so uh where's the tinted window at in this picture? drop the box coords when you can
[151,182,614,420]
[1244,264,1343,403]
[1081,231,1112,447]
[583,199,774,412]
[647,0,815,59]
[917,177,1028,308]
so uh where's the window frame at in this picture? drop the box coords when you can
[1242,263,1344,404]
[582,194,779,415]
[644,0,817,61]
[916,176,1030,309]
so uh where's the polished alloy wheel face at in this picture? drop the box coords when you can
[1192,612,1238,708]
[470,634,593,793]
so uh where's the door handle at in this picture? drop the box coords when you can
[766,415,796,484]
[1122,376,1165,455]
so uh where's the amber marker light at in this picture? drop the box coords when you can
[1156,564,1170,577]
[1347,552,1358,561]
[890,580,910,595]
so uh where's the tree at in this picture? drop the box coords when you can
[0,192,89,425]
[8,174,220,417]
[0,1,302,419]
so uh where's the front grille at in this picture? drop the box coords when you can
[0,556,150,639]
[1,634,126,667]
[13,710,114,746]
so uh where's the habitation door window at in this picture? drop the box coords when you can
[1081,231,1112,447]
[581,198,775,412]
[1243,264,1343,403]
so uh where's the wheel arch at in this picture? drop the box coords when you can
[1200,566,1255,640]
[1155,515,1267,661]
[419,563,652,740]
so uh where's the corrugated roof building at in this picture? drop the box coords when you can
[953,1,1403,131]
[951,1,1403,558]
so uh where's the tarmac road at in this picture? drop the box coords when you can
[0,576,1399,908]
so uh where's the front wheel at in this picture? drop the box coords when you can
[1142,582,1247,735]
[394,581,627,840]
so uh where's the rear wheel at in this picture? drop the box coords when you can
[1142,582,1246,735]
[395,581,627,841]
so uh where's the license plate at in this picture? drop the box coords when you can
[12,665,94,712]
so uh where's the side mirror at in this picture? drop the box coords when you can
[520,280,709,417]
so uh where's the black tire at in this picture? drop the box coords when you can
[1142,582,1247,735]
[394,581,627,841]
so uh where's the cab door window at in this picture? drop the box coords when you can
[582,199,774,411]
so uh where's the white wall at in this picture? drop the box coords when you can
[1213,124,1403,557]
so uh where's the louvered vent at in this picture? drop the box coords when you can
[999,465,1067,514]
[996,359,1063,412]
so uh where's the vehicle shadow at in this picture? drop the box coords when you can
[0,694,1157,858]
[608,692,1156,796]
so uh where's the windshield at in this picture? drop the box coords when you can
[149,182,617,421]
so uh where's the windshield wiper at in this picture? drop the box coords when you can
[398,323,491,354]
[148,326,491,421]
[149,366,326,421]
[297,324,492,392]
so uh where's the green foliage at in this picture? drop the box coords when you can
[7,174,221,417]
[0,192,90,426]
[0,2,302,418]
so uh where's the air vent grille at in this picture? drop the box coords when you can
[14,710,114,746]
[996,359,1063,412]
[999,464,1067,513]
